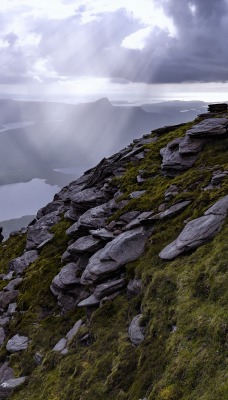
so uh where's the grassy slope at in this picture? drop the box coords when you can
[0,117,227,400]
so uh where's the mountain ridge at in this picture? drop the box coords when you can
[0,106,227,399]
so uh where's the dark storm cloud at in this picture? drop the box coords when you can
[33,0,228,84]
[1,1,228,86]
[141,0,228,83]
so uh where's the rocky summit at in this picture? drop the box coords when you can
[0,105,227,400]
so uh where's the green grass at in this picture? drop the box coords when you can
[0,117,227,399]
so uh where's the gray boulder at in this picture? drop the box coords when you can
[100,227,147,264]
[89,228,114,241]
[8,251,38,276]
[0,363,14,384]
[158,200,191,220]
[160,139,198,176]
[51,263,81,291]
[179,136,206,155]
[159,196,228,260]
[6,334,29,352]
[186,118,228,137]
[69,187,111,212]
[3,278,23,292]
[128,315,145,346]
[66,203,110,238]
[129,191,146,199]
[78,277,127,307]
[67,236,102,255]
[81,228,147,284]
[36,200,64,219]
[53,338,67,352]
[0,377,26,398]
[0,291,19,310]
[26,211,60,250]
[66,319,82,341]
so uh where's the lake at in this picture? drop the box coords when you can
[0,121,34,133]
[0,178,60,221]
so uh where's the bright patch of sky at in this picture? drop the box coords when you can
[0,0,227,103]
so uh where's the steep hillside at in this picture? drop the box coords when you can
[0,106,227,400]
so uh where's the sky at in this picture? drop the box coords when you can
[1,0,228,103]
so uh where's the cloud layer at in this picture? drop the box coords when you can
[1,0,228,86]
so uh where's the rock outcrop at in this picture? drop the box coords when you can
[159,195,228,260]
[0,108,227,400]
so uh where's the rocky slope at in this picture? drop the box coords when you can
[0,105,227,400]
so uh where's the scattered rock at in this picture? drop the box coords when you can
[81,228,147,284]
[179,136,206,155]
[159,195,228,260]
[6,335,29,352]
[53,338,67,352]
[8,251,38,276]
[0,291,19,310]
[51,263,81,291]
[66,319,82,341]
[160,139,198,176]
[158,200,191,220]
[34,353,43,366]
[164,185,179,201]
[128,315,145,346]
[186,118,228,137]
[89,228,114,241]
[26,211,60,250]
[67,236,102,255]
[130,191,146,199]
[0,363,14,384]
[0,377,26,398]
[3,278,23,292]
[7,303,17,315]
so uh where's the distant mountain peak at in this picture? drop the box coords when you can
[94,97,112,106]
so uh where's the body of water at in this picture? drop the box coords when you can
[0,121,35,133]
[0,178,59,221]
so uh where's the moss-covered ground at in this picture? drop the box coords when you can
[0,116,227,399]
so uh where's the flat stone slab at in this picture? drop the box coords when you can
[81,228,147,284]
[0,377,26,398]
[4,278,23,292]
[158,200,191,220]
[179,136,206,155]
[186,118,228,137]
[160,139,198,175]
[70,187,110,211]
[66,203,109,237]
[26,212,60,250]
[68,236,102,254]
[6,334,29,352]
[66,319,82,341]
[89,228,114,241]
[51,263,81,291]
[53,338,67,352]
[128,315,145,346]
[159,195,228,260]
[100,227,147,264]
[9,251,38,275]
